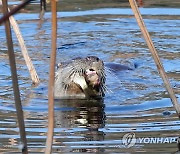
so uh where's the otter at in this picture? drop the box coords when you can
[54,56,106,99]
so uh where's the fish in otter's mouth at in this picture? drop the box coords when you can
[54,56,106,99]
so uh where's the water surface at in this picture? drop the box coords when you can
[0,2,180,153]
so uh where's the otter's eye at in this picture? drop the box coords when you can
[86,56,99,61]
[95,57,99,61]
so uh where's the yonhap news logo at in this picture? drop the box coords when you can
[122,132,180,148]
[122,132,136,148]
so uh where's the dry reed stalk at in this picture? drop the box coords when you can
[129,0,180,117]
[9,15,40,84]
[2,0,28,153]
[45,0,57,153]
[0,0,40,84]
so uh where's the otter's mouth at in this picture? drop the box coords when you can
[85,68,100,87]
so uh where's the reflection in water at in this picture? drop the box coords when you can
[54,99,106,152]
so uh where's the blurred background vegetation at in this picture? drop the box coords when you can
[1,0,180,13]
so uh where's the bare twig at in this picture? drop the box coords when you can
[0,0,33,25]
[45,0,57,153]
[2,0,28,153]
[129,0,180,117]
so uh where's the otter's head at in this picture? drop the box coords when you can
[69,56,106,98]
[55,56,106,99]
[84,56,105,89]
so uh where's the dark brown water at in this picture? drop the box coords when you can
[0,0,180,153]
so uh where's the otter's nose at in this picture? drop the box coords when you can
[85,68,96,76]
